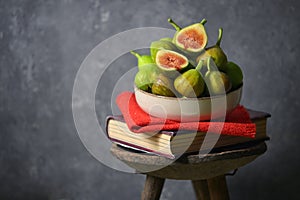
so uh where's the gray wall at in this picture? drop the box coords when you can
[1,0,299,199]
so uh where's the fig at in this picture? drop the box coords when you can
[169,18,208,53]
[134,64,159,92]
[204,57,232,95]
[224,61,243,90]
[150,40,178,61]
[130,51,154,70]
[155,49,189,76]
[197,28,227,71]
[152,74,176,97]
[174,60,205,97]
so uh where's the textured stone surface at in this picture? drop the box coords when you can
[0,0,299,199]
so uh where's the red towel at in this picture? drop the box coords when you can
[116,91,256,138]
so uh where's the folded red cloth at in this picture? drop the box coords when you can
[116,91,256,138]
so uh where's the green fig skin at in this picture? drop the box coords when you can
[137,55,154,68]
[201,84,210,97]
[130,51,154,70]
[160,37,173,42]
[174,68,205,98]
[152,74,176,97]
[134,64,159,92]
[224,61,243,90]
[197,47,227,71]
[205,71,232,95]
[204,57,232,95]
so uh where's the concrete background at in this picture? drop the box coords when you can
[1,0,299,199]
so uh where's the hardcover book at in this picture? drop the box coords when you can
[106,110,270,159]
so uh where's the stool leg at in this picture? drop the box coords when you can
[207,175,230,200]
[141,174,165,200]
[192,180,211,200]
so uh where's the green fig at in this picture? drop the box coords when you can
[155,49,189,77]
[224,61,243,90]
[204,57,232,95]
[174,60,205,97]
[150,40,178,61]
[168,18,208,53]
[134,64,159,92]
[197,28,227,71]
[130,51,154,70]
[152,74,176,97]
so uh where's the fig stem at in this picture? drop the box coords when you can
[195,60,204,72]
[130,50,141,59]
[168,18,181,31]
[216,28,223,46]
[207,57,212,72]
[200,18,207,25]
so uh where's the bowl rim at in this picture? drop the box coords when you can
[134,84,243,101]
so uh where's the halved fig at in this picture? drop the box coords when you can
[155,49,189,73]
[173,23,208,53]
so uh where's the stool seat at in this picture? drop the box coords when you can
[111,142,267,200]
[111,142,266,180]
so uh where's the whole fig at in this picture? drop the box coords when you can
[130,51,154,70]
[197,28,227,71]
[152,74,176,97]
[174,60,205,97]
[204,58,232,95]
[224,61,243,90]
[134,64,159,92]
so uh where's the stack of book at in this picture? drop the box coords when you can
[106,109,270,159]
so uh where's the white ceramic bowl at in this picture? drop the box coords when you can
[134,86,242,121]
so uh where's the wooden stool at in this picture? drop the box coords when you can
[111,142,267,200]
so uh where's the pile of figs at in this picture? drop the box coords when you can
[133,18,243,98]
